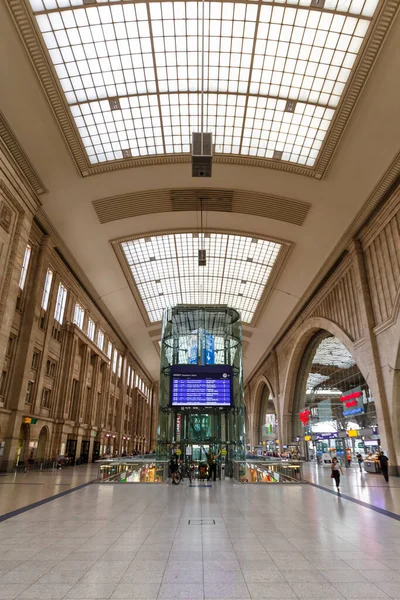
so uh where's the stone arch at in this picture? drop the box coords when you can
[280,317,364,445]
[251,376,278,448]
[36,426,49,462]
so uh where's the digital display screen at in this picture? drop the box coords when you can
[170,365,233,407]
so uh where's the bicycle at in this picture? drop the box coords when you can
[188,463,196,484]
[171,466,182,485]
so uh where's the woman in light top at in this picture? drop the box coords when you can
[331,457,343,492]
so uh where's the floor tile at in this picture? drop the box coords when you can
[204,582,250,598]
[242,568,286,583]
[18,584,74,599]
[359,570,400,583]
[66,583,117,598]
[158,583,204,599]
[333,582,389,598]
[111,583,161,599]
[0,585,30,599]
[375,583,400,598]
[247,583,297,598]
[290,583,345,598]
[320,570,369,583]
[282,570,328,583]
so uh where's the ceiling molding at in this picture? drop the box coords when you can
[6,0,399,180]
[0,110,47,196]
[93,187,311,227]
[34,207,155,383]
[111,227,292,329]
[247,148,400,383]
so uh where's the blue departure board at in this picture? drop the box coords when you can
[170,365,233,407]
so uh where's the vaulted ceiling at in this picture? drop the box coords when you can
[1,0,399,381]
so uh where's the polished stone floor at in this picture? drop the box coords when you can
[0,464,98,516]
[303,462,400,513]
[1,481,400,600]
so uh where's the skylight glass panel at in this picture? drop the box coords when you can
[29,0,377,168]
[121,232,281,323]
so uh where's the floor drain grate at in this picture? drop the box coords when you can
[188,519,216,525]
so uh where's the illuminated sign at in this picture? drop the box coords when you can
[343,406,364,416]
[24,417,38,424]
[348,429,359,437]
[304,435,311,442]
[176,413,182,441]
[340,391,362,402]
[341,389,364,417]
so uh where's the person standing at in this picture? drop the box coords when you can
[205,448,220,482]
[379,451,389,482]
[331,457,343,492]
[346,447,352,467]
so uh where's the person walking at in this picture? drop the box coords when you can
[331,457,343,492]
[379,451,389,482]
[356,453,363,472]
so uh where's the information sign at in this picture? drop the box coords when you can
[170,365,232,407]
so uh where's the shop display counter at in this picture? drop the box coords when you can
[96,458,168,483]
[364,453,381,474]
[233,460,304,483]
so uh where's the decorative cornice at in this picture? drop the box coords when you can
[0,110,46,195]
[316,0,400,178]
[6,0,399,179]
[247,149,400,383]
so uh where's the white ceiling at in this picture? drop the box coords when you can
[0,0,399,381]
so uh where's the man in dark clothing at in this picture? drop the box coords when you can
[379,451,389,482]
[205,449,220,482]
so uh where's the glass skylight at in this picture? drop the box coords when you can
[121,232,281,323]
[312,336,356,369]
[29,0,378,167]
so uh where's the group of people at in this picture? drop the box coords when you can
[331,451,389,492]
[169,447,221,483]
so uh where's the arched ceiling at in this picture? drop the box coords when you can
[0,0,399,382]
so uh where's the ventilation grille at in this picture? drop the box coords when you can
[192,132,212,157]
[93,188,310,226]
[171,189,233,212]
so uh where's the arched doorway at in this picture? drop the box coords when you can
[16,423,29,465]
[293,332,377,463]
[254,381,279,455]
[36,427,48,462]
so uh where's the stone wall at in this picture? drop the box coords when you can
[247,186,400,472]
[0,122,156,470]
